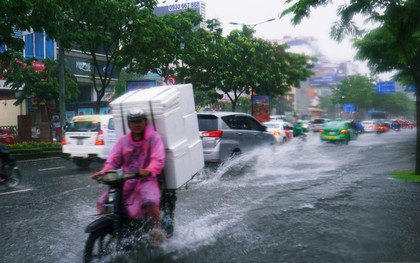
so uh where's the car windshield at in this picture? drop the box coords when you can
[324,121,345,129]
[67,121,100,132]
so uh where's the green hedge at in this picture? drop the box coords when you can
[8,142,62,154]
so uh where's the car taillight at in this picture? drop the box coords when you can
[319,130,325,134]
[62,132,67,145]
[201,130,223,138]
[95,130,104,145]
[340,129,349,134]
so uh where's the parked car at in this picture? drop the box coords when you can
[319,120,357,144]
[0,128,15,144]
[197,112,276,163]
[262,121,294,143]
[361,120,378,133]
[62,114,116,168]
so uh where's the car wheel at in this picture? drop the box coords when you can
[231,149,241,157]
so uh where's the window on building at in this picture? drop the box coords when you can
[34,32,44,59]
[24,32,54,59]
[25,34,34,57]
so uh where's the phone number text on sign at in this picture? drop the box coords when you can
[168,1,200,11]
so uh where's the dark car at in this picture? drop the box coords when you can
[198,112,276,163]
[0,128,15,144]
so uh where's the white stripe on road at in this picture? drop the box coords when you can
[38,166,66,172]
[0,188,33,196]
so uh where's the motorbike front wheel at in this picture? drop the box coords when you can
[6,168,22,188]
[84,227,118,263]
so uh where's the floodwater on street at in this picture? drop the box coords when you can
[1,129,420,263]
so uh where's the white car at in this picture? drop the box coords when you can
[62,114,117,168]
[262,121,294,143]
[361,120,378,133]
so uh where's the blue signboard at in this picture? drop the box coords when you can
[405,85,416,92]
[126,80,157,91]
[343,103,356,112]
[376,81,395,94]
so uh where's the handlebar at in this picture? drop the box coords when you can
[98,170,140,184]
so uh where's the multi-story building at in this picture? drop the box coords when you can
[270,36,359,120]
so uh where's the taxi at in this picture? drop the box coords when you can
[319,120,357,145]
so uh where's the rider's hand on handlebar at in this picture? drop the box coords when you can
[91,172,101,181]
[139,169,152,177]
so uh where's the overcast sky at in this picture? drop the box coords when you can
[159,0,387,77]
[206,1,357,59]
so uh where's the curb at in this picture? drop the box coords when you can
[12,152,63,161]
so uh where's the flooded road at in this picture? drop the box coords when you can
[1,129,420,262]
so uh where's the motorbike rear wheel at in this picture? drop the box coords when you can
[6,168,22,188]
[84,227,118,263]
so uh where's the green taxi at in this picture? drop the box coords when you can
[319,120,357,144]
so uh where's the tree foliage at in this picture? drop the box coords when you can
[181,22,314,111]
[2,55,78,106]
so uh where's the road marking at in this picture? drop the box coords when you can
[38,166,66,172]
[0,188,33,196]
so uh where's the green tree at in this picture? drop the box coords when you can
[332,75,375,119]
[0,1,38,61]
[281,0,420,174]
[183,23,314,111]
[34,0,160,113]
[2,55,78,139]
[372,92,415,118]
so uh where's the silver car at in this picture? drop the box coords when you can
[197,112,276,163]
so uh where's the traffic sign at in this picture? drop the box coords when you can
[343,103,356,112]
[376,81,395,94]
[165,75,176,85]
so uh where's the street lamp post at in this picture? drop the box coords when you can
[229,18,276,121]
[229,18,276,29]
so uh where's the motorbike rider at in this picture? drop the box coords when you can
[0,142,12,183]
[293,121,308,138]
[91,108,166,246]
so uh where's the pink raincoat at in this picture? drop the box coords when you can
[97,124,165,219]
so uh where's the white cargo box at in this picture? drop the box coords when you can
[163,141,190,189]
[110,84,204,189]
[183,112,200,145]
[188,139,204,177]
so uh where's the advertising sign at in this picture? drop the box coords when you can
[126,80,157,91]
[154,1,205,29]
[252,95,270,123]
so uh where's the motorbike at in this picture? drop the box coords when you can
[0,143,22,189]
[84,170,175,263]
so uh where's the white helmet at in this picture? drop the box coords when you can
[127,108,146,122]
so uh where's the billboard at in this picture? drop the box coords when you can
[252,95,270,123]
[154,1,206,29]
[126,80,157,91]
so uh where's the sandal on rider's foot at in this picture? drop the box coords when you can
[148,229,164,247]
